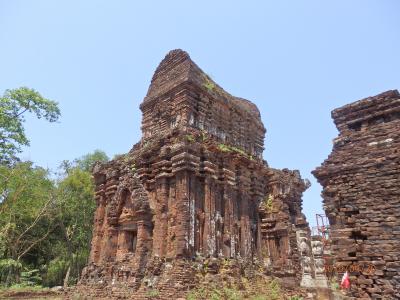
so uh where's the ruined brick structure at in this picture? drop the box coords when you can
[80,50,315,298]
[313,90,400,299]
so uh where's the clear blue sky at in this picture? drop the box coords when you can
[1,1,399,226]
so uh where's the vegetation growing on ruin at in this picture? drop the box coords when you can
[203,74,216,92]
[200,130,208,141]
[230,146,247,156]
[329,277,339,291]
[114,153,132,166]
[146,288,160,298]
[142,141,151,151]
[288,296,304,300]
[186,277,283,300]
[218,143,231,152]
[260,195,274,213]
[131,162,137,173]
[217,143,254,160]
[186,134,195,143]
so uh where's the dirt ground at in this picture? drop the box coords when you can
[0,289,63,299]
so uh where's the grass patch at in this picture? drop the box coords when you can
[288,296,304,300]
[186,277,283,300]
[186,285,240,300]
[146,288,160,298]
[0,284,49,291]
[0,285,62,300]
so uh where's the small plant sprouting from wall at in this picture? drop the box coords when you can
[201,130,208,142]
[186,134,195,143]
[203,74,215,92]
[142,140,152,152]
[146,288,160,299]
[218,143,231,152]
[131,162,137,173]
[262,194,274,213]
[330,277,339,291]
[217,143,253,160]
[229,146,246,156]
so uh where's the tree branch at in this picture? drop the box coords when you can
[17,226,52,261]
[15,101,31,118]
[15,194,53,244]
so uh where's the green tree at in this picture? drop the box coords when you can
[0,150,108,287]
[0,162,56,285]
[55,168,96,286]
[0,87,60,164]
[51,150,109,286]
[73,149,108,172]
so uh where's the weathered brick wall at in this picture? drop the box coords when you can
[80,49,314,298]
[140,49,265,158]
[313,90,400,299]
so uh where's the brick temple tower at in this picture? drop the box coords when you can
[313,90,400,299]
[80,50,315,298]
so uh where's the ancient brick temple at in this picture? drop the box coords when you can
[80,50,317,298]
[313,90,400,299]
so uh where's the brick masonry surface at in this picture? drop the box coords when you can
[78,50,318,299]
[313,90,400,299]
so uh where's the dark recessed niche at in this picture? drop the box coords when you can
[350,230,367,242]
[126,230,137,253]
[345,209,359,217]
[369,112,400,126]
[347,111,400,132]
[348,121,362,131]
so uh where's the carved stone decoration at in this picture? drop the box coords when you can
[296,230,315,288]
[79,49,311,299]
[299,238,310,256]
[311,240,328,288]
[311,240,323,257]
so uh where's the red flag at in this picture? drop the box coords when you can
[341,271,350,289]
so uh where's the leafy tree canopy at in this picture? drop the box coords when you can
[0,87,60,164]
[0,150,109,287]
[73,149,109,172]
[0,162,56,286]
